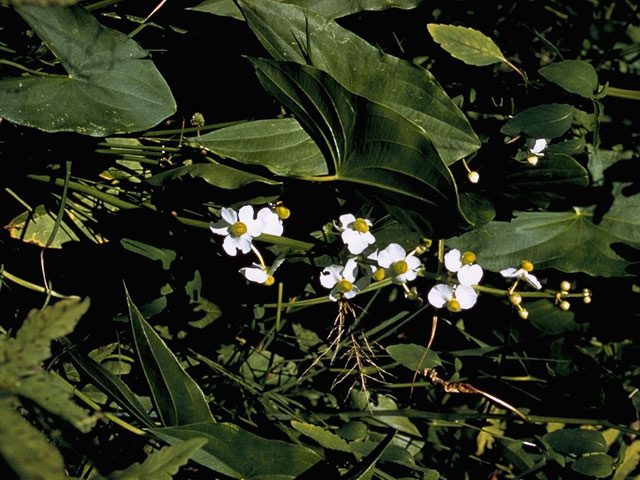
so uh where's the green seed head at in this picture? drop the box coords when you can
[263,275,275,286]
[521,260,534,272]
[446,299,461,312]
[393,260,408,275]
[337,279,353,294]
[276,205,290,219]
[462,251,476,264]
[353,218,370,233]
[372,269,385,282]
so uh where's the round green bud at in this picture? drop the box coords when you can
[521,260,534,272]
[560,280,571,292]
[353,218,370,233]
[229,222,247,236]
[276,205,290,219]
[462,251,476,264]
[337,279,353,294]
[446,299,461,312]
[372,269,385,282]
[393,260,408,275]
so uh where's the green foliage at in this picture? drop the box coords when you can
[427,23,507,66]
[0,5,176,136]
[501,103,576,139]
[539,60,600,99]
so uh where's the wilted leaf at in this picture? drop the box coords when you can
[501,104,575,139]
[427,24,506,66]
[539,60,599,99]
[151,422,321,479]
[544,428,608,455]
[448,184,640,277]
[189,118,327,177]
[126,288,214,426]
[5,205,80,248]
[238,0,480,165]
[192,0,421,21]
[0,5,176,136]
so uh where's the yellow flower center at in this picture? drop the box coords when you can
[263,275,275,286]
[462,251,476,264]
[337,279,353,293]
[372,269,385,282]
[229,221,247,236]
[521,260,534,272]
[353,218,369,233]
[446,299,461,312]
[276,205,290,219]
[392,260,408,275]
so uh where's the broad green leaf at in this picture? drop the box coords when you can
[291,421,353,452]
[192,0,421,21]
[0,399,67,480]
[527,300,583,335]
[0,5,176,136]
[126,288,214,426]
[587,146,633,184]
[189,118,327,177]
[248,58,470,237]
[571,454,615,478]
[121,239,177,270]
[501,104,575,139]
[5,204,80,248]
[427,24,506,66]
[64,340,155,428]
[544,428,607,455]
[101,437,208,480]
[386,343,442,371]
[238,0,480,165]
[151,422,321,479]
[448,183,640,277]
[147,162,281,190]
[539,60,599,99]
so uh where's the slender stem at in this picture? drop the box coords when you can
[604,86,640,100]
[0,268,80,299]
[275,282,284,331]
[84,0,121,11]
[142,120,248,137]
[0,59,66,78]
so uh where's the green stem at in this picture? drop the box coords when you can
[142,120,248,137]
[0,59,66,78]
[84,0,121,11]
[0,268,79,299]
[604,86,640,100]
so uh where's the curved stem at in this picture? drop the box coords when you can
[0,59,66,78]
[0,268,80,299]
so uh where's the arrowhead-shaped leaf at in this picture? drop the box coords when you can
[539,60,599,99]
[448,183,640,277]
[427,23,506,66]
[237,0,480,165]
[248,57,471,237]
[0,5,176,136]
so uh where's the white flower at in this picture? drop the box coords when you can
[257,207,284,237]
[500,266,542,290]
[428,284,478,312]
[375,243,421,284]
[240,257,285,286]
[444,249,483,285]
[320,258,370,302]
[527,138,548,156]
[336,214,376,254]
[210,205,264,256]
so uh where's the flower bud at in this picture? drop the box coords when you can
[559,300,571,311]
[521,260,534,272]
[560,280,571,292]
[276,205,291,220]
[468,171,480,183]
[518,309,529,319]
[527,155,539,166]
[509,293,522,305]
[263,275,275,286]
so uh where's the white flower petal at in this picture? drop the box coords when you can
[241,267,269,283]
[237,205,255,223]
[444,249,462,272]
[456,285,478,309]
[343,258,358,282]
[320,266,342,288]
[222,235,240,256]
[376,243,404,267]
[338,213,356,229]
[500,267,519,278]
[342,230,370,254]
[531,138,547,154]
[210,222,230,236]
[458,264,483,285]
[406,255,421,271]
[428,284,453,308]
[258,208,284,236]
[343,288,358,300]
[220,207,237,225]
[524,273,542,290]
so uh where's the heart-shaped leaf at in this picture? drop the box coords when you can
[237,0,480,165]
[0,5,176,136]
[248,57,471,237]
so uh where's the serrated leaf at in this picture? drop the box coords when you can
[448,184,640,277]
[539,60,599,99]
[189,118,327,177]
[544,429,608,455]
[291,421,354,452]
[427,24,506,66]
[151,422,321,480]
[501,104,575,139]
[126,288,214,426]
[146,162,281,190]
[0,5,176,136]
[191,0,422,21]
[238,0,480,165]
[0,399,67,480]
[386,344,442,371]
[571,454,615,478]
[248,58,470,237]
[104,437,208,480]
